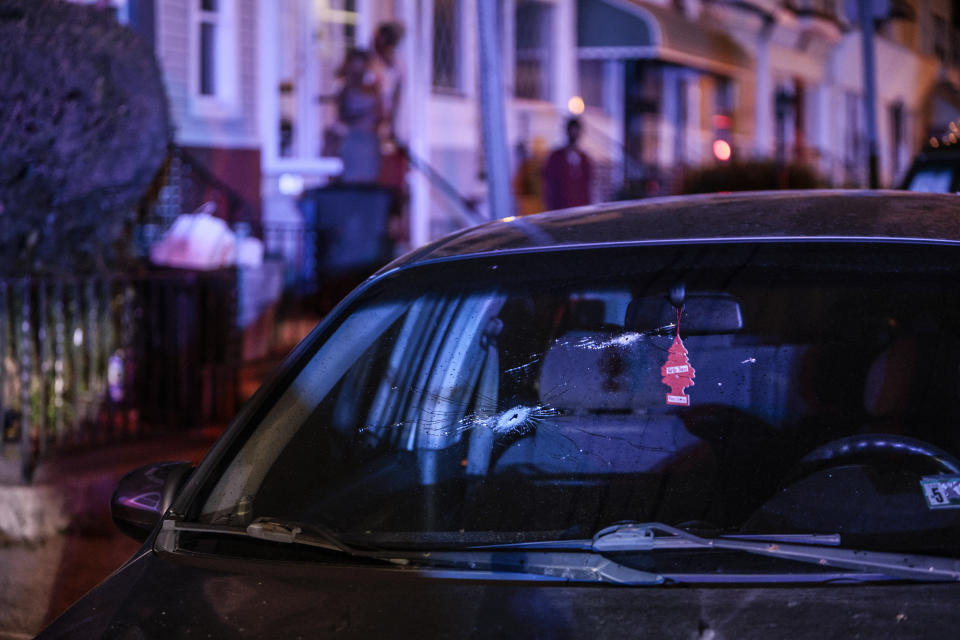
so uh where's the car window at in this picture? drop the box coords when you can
[196,242,960,552]
[907,165,954,193]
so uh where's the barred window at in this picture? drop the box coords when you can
[515,0,553,101]
[198,0,218,96]
[190,0,238,116]
[433,0,461,92]
[951,27,960,68]
[934,14,948,62]
[578,60,605,110]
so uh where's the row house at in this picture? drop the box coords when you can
[708,0,955,188]
[582,0,957,191]
[85,0,960,251]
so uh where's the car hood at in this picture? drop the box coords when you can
[37,549,960,639]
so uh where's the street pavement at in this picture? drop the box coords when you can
[0,427,223,639]
[0,344,296,639]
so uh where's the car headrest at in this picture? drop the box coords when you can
[538,330,662,411]
[863,333,960,420]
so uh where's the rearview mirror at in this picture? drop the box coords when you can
[111,461,193,542]
[625,292,743,335]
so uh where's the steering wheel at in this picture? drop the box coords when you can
[785,434,960,484]
[745,434,960,536]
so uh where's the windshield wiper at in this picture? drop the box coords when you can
[163,517,376,558]
[473,527,841,550]
[167,518,960,583]
[397,550,665,585]
[475,522,960,582]
[245,518,354,553]
[244,519,665,584]
[163,518,665,585]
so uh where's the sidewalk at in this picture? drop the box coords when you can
[0,426,223,639]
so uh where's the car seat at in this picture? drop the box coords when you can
[489,327,721,525]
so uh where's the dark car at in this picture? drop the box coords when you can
[901,146,960,193]
[38,191,960,638]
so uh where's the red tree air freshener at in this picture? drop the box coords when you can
[661,306,695,406]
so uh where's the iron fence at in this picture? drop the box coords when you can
[0,269,240,483]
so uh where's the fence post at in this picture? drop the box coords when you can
[37,281,49,457]
[0,281,6,457]
[52,281,66,445]
[119,281,136,436]
[101,278,116,439]
[18,279,33,483]
[84,279,99,437]
[69,282,82,445]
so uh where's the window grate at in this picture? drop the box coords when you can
[515,0,552,101]
[433,0,460,91]
[200,21,216,96]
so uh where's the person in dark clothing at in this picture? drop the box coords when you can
[541,117,593,211]
[337,49,382,183]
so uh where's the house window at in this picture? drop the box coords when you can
[844,90,865,184]
[788,0,837,19]
[714,78,734,136]
[579,60,605,110]
[515,0,553,101]
[673,74,688,165]
[890,101,905,178]
[191,0,238,114]
[126,0,156,47]
[934,13,948,62]
[433,0,461,92]
[199,1,218,95]
[274,0,357,160]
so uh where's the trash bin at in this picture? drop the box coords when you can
[298,185,395,311]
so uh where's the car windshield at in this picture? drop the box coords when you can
[906,164,955,193]
[196,242,960,557]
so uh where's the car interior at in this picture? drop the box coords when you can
[203,245,960,552]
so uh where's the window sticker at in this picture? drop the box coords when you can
[921,475,960,509]
[661,306,695,406]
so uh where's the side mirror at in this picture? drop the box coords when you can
[111,461,193,541]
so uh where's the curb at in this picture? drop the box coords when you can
[0,427,223,545]
[0,485,68,545]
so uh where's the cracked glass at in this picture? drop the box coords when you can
[197,243,960,555]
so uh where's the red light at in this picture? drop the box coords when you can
[712,114,732,129]
[712,139,732,162]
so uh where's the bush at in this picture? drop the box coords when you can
[679,160,825,195]
[0,0,171,274]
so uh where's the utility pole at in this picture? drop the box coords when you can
[477,0,514,220]
[858,0,881,188]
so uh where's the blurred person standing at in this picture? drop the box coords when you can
[370,22,407,191]
[337,48,382,183]
[370,22,405,145]
[513,137,547,215]
[541,118,593,210]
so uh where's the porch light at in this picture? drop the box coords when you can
[712,139,732,162]
[568,95,585,115]
[279,173,304,196]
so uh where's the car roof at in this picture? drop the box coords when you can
[910,147,960,161]
[384,190,960,271]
